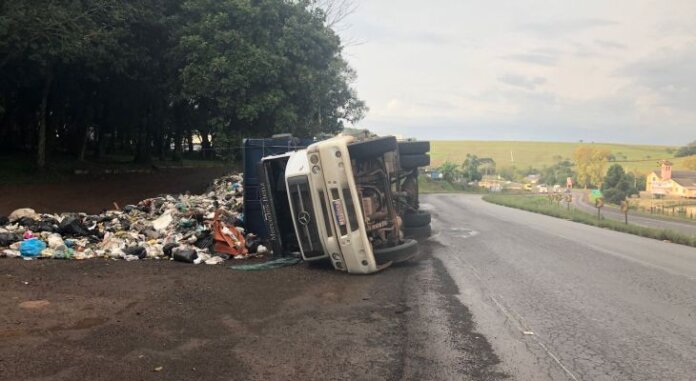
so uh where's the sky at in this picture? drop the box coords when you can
[337,0,696,145]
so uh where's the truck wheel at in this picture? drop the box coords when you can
[348,136,398,160]
[403,210,431,227]
[400,154,430,169]
[374,239,418,265]
[402,224,431,239]
[398,141,430,155]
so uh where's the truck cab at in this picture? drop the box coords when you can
[258,135,430,274]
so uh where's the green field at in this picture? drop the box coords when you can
[431,141,688,175]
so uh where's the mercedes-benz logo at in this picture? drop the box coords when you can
[298,211,311,226]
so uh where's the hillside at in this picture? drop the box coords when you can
[430,141,687,174]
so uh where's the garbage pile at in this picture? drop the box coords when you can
[0,173,268,264]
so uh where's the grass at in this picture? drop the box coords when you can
[482,194,696,248]
[431,141,688,175]
[418,176,483,194]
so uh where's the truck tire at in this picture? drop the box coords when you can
[400,154,430,169]
[348,136,398,160]
[402,224,431,239]
[398,141,430,155]
[403,210,431,227]
[374,239,418,265]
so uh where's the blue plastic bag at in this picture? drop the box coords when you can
[20,238,46,257]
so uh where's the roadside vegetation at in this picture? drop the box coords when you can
[0,1,364,173]
[418,175,483,194]
[482,194,696,248]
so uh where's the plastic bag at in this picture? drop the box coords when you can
[173,248,197,263]
[20,238,47,257]
[162,243,179,257]
[0,233,22,246]
[9,208,39,222]
[60,217,90,236]
[194,232,214,249]
[124,246,147,259]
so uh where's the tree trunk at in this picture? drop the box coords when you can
[134,108,152,164]
[37,69,54,169]
[172,124,183,161]
[79,125,90,161]
[187,126,194,153]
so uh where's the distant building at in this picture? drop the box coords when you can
[478,175,501,189]
[429,170,444,180]
[524,174,540,184]
[646,161,696,198]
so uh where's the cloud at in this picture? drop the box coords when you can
[342,0,696,145]
[498,74,547,90]
[519,18,618,37]
[504,49,559,66]
[352,20,458,46]
[594,39,627,50]
[619,43,696,112]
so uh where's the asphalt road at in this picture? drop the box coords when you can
[424,194,696,381]
[571,190,696,237]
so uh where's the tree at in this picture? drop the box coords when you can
[177,0,365,139]
[603,164,626,190]
[574,146,611,188]
[0,0,366,168]
[478,157,496,176]
[0,0,131,168]
[675,141,696,157]
[601,164,637,204]
[462,154,482,182]
[438,161,460,183]
[540,160,575,186]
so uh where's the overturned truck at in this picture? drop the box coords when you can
[257,135,431,274]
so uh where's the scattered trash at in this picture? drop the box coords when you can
[125,246,147,259]
[212,211,248,257]
[0,232,21,246]
[0,174,271,266]
[154,366,163,372]
[152,213,173,231]
[9,208,39,222]
[59,216,90,236]
[173,248,198,263]
[19,300,50,309]
[20,238,46,257]
[205,256,225,265]
[523,331,535,335]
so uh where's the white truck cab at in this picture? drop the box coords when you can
[283,136,379,273]
[259,134,429,274]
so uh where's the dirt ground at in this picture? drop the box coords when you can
[0,167,228,216]
[0,242,504,381]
